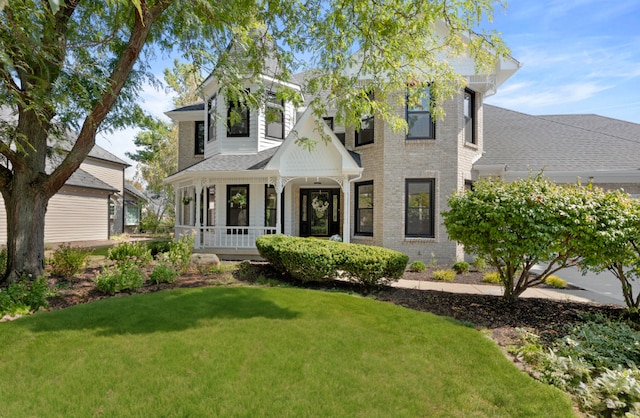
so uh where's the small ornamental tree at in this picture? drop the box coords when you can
[578,190,640,309]
[442,175,605,302]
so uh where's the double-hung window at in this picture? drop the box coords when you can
[195,121,205,155]
[227,93,250,137]
[266,92,284,139]
[323,116,346,145]
[406,86,435,140]
[405,179,435,238]
[208,95,217,142]
[355,91,374,146]
[464,88,476,144]
[355,181,373,236]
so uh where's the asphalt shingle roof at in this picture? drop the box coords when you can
[176,147,280,174]
[479,105,640,172]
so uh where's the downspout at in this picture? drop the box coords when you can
[107,193,112,240]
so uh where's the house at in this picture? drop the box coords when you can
[476,105,640,196]
[0,138,139,244]
[164,34,520,262]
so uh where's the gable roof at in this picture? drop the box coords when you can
[264,108,362,177]
[479,105,640,173]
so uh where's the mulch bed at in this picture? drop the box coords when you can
[43,262,627,348]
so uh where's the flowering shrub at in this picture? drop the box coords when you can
[94,257,145,295]
[149,254,179,284]
[107,241,152,265]
[50,243,92,277]
[167,234,193,272]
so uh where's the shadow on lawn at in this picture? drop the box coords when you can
[24,287,300,336]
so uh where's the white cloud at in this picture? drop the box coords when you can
[488,82,611,111]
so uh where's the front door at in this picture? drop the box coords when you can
[300,189,340,237]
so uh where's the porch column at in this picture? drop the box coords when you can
[174,188,180,239]
[275,177,284,234]
[341,176,351,244]
[194,181,203,249]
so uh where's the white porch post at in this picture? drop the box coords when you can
[341,176,351,244]
[275,177,283,234]
[174,188,180,239]
[194,181,202,249]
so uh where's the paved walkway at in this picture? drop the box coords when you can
[392,278,623,305]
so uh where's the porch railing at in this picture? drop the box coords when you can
[176,225,277,249]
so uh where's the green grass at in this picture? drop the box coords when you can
[0,287,575,417]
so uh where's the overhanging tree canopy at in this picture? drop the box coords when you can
[0,0,509,283]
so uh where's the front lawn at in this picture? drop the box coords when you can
[0,287,575,417]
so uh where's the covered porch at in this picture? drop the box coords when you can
[168,108,363,255]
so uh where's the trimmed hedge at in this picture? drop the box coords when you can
[256,235,409,286]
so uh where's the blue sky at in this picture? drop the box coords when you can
[99,0,640,177]
[484,0,640,123]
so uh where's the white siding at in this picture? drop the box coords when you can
[81,158,125,235]
[44,188,109,242]
[0,186,110,244]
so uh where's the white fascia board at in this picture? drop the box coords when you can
[164,109,204,122]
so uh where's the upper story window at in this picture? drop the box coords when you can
[266,92,284,139]
[208,95,217,142]
[227,93,249,137]
[355,90,374,146]
[406,86,435,140]
[464,88,476,144]
[323,117,346,145]
[195,121,205,155]
[405,178,435,238]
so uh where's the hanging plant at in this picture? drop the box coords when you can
[229,192,247,208]
[182,196,193,205]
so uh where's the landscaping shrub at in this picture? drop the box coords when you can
[483,272,501,284]
[0,248,6,276]
[510,314,640,417]
[256,235,408,286]
[452,261,470,274]
[147,240,171,257]
[0,276,52,316]
[544,275,567,288]
[94,258,145,295]
[149,262,179,284]
[108,241,152,265]
[167,234,194,272]
[50,243,92,277]
[472,256,487,272]
[432,269,456,282]
[409,260,426,273]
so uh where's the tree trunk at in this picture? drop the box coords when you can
[2,176,48,285]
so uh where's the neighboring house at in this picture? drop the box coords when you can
[164,33,520,261]
[0,140,134,244]
[477,105,640,196]
[124,183,146,234]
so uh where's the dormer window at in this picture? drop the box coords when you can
[266,92,284,139]
[195,121,204,155]
[208,95,217,142]
[227,93,249,137]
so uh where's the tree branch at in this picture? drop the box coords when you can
[46,0,174,197]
